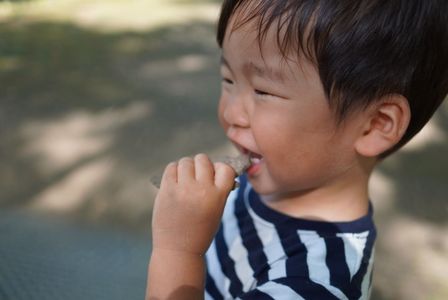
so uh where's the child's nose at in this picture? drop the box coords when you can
[221,95,250,128]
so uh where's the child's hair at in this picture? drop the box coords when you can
[217,0,448,156]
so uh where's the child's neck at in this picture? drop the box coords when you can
[260,175,370,223]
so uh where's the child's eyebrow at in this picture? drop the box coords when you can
[220,55,285,83]
[245,61,285,83]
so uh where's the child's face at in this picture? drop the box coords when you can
[218,17,368,197]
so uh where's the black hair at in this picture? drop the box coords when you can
[217,0,448,156]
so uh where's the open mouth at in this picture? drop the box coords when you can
[248,151,263,165]
[240,147,263,175]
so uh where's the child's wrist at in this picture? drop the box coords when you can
[152,230,213,256]
[148,247,206,300]
[151,246,206,259]
[149,247,206,282]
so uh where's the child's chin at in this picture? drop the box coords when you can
[247,177,276,195]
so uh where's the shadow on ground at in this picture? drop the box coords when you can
[0,18,227,231]
[1,11,447,300]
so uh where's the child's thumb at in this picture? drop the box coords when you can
[214,162,236,193]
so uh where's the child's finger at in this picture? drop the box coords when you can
[194,153,214,183]
[214,162,236,192]
[160,162,177,188]
[177,157,195,184]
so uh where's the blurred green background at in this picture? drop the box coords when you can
[0,0,447,299]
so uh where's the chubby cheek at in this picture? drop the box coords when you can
[217,97,229,132]
[254,117,299,167]
[254,113,335,186]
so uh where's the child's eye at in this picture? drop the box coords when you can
[222,77,233,85]
[254,89,273,98]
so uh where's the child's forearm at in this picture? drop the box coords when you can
[146,248,205,300]
[146,155,236,299]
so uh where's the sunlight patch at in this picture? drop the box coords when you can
[28,156,114,213]
[20,101,152,175]
[402,119,446,152]
[177,54,208,73]
[0,0,220,33]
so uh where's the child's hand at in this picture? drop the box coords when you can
[151,153,236,256]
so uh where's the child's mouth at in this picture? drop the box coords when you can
[246,150,263,176]
[232,142,264,176]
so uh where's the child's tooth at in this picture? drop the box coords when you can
[250,157,261,164]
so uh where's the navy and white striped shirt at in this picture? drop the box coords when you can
[205,176,376,299]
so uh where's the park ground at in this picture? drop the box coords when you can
[1,0,447,299]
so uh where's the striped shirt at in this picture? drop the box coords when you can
[205,175,376,300]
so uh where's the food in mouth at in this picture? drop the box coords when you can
[237,146,263,176]
[221,153,251,176]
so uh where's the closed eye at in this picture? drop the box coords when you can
[254,89,272,97]
[222,77,233,85]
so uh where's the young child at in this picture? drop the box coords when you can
[147,0,448,299]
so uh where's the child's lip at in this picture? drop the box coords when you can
[246,159,262,176]
[231,141,262,160]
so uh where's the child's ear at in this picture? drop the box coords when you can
[354,95,411,157]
